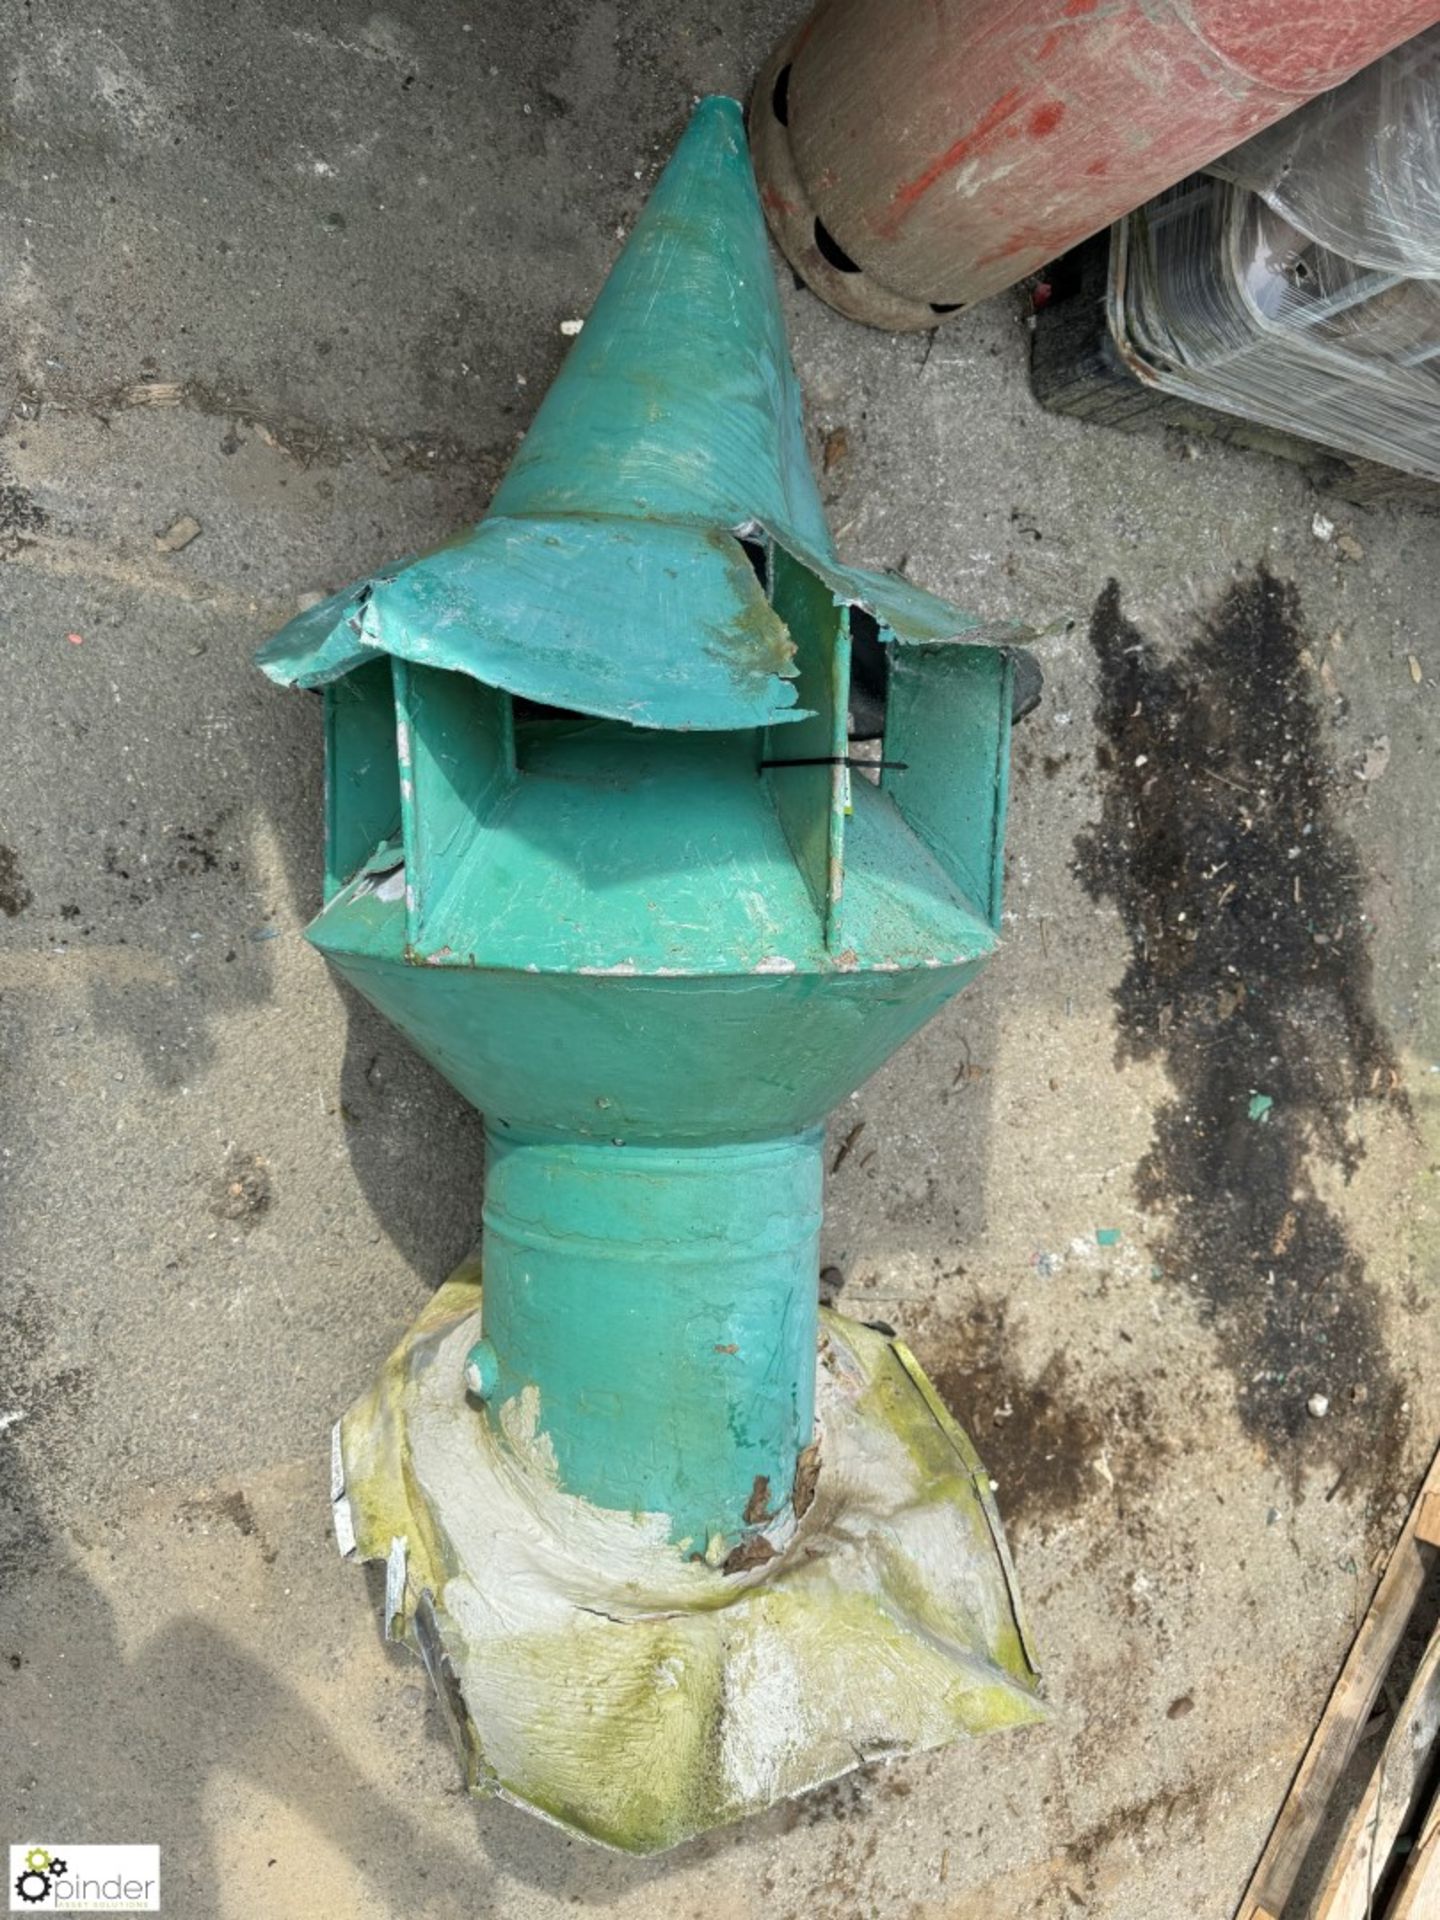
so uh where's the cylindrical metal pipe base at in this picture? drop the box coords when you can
[750,0,1440,330]
[476,1125,823,1555]
[750,33,942,333]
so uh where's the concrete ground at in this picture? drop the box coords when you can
[3,3,1439,1915]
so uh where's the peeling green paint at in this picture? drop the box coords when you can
[478,1130,821,1548]
[266,92,1042,1847]
[334,1275,1044,1854]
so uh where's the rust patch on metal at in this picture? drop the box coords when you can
[700,532,798,692]
[722,1532,777,1576]
[792,1438,822,1519]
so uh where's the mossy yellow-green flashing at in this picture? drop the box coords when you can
[333,1270,1043,1854]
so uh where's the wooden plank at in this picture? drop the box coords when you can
[1417,1490,1440,1550]
[1235,1444,1440,1919]
[1239,1538,1430,1913]
[1311,1626,1440,1919]
[1388,1783,1440,1920]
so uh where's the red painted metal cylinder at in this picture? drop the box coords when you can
[749,0,1440,330]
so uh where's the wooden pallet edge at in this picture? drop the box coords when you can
[1234,1442,1440,1919]
[1311,1624,1440,1918]
[1388,1774,1440,1919]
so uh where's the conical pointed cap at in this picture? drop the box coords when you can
[489,96,832,550]
[257,98,1018,730]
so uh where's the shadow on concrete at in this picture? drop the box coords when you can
[0,1539,481,1914]
[331,977,486,1286]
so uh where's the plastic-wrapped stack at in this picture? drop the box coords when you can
[1109,29,1440,483]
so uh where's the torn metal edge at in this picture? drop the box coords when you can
[891,1338,1042,1680]
[261,516,1037,712]
[745,518,1036,655]
[384,1533,409,1640]
[413,1589,499,1797]
[330,1418,357,1559]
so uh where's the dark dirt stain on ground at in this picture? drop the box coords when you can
[0,1288,96,1579]
[177,1489,277,1563]
[101,810,241,905]
[779,1771,873,1830]
[0,470,47,551]
[0,842,32,916]
[1065,1774,1208,1885]
[208,1149,273,1228]
[1074,569,1408,1483]
[928,1300,1164,1535]
[181,1488,257,1537]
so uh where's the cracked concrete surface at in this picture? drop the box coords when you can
[3,3,1440,1916]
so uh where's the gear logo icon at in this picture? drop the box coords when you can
[13,1847,67,1903]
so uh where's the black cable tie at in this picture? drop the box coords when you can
[759,756,909,771]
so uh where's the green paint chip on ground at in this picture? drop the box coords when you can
[1096,1228,1121,1247]
[1248,1092,1274,1122]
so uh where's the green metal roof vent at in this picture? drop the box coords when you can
[261,95,1042,1853]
